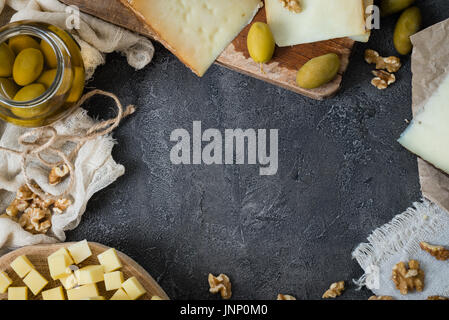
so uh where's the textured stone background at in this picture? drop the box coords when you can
[67,0,448,299]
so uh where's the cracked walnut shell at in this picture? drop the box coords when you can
[279,0,302,13]
[322,281,345,299]
[371,70,396,90]
[49,164,70,186]
[365,49,402,73]
[392,260,424,295]
[277,294,296,300]
[208,273,232,300]
[420,242,449,261]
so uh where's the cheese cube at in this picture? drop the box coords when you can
[151,295,163,300]
[75,265,104,285]
[67,283,99,300]
[84,296,105,300]
[110,288,130,300]
[8,287,28,300]
[10,255,35,278]
[48,254,72,280]
[59,273,78,290]
[0,271,13,293]
[23,269,48,295]
[122,277,146,300]
[49,247,74,265]
[67,240,92,264]
[104,271,124,291]
[98,248,122,273]
[42,286,65,300]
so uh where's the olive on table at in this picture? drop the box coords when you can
[0,43,15,77]
[13,48,44,86]
[40,40,58,69]
[296,53,341,89]
[247,22,275,66]
[12,83,49,119]
[0,78,20,99]
[393,6,422,55]
[381,0,415,16]
[8,35,40,55]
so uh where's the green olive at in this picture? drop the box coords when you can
[296,53,340,89]
[8,35,40,55]
[0,78,20,99]
[13,48,44,86]
[0,43,15,77]
[393,7,422,55]
[40,40,58,69]
[381,0,415,16]
[37,69,57,89]
[12,83,49,119]
[66,67,85,103]
[247,22,275,64]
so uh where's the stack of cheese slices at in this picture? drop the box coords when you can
[121,0,373,76]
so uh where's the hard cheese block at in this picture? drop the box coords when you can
[122,0,262,76]
[398,73,449,174]
[266,0,367,46]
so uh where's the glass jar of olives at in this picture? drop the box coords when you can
[0,21,85,127]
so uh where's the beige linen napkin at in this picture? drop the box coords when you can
[0,0,154,253]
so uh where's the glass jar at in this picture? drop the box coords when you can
[0,21,85,127]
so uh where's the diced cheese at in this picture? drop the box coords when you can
[10,255,35,278]
[151,295,163,300]
[8,287,28,300]
[83,296,105,300]
[59,273,78,290]
[67,240,92,264]
[122,276,146,300]
[23,269,48,295]
[42,286,66,300]
[123,0,262,76]
[67,283,99,300]
[48,254,72,280]
[266,0,366,46]
[98,248,122,273]
[398,73,449,174]
[110,288,130,300]
[0,271,13,293]
[48,247,74,265]
[104,271,124,291]
[75,265,104,285]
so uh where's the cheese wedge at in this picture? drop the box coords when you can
[350,0,374,43]
[266,0,367,46]
[398,73,449,174]
[122,0,262,76]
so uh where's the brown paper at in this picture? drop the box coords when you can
[410,19,449,212]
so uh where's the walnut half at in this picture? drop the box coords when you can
[427,296,449,300]
[368,295,394,300]
[322,281,345,299]
[365,49,402,73]
[49,164,70,186]
[371,70,396,90]
[420,242,449,261]
[392,260,424,295]
[277,294,296,300]
[208,273,232,299]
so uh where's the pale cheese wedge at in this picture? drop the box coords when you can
[122,0,262,76]
[350,0,374,43]
[398,73,449,174]
[266,0,367,46]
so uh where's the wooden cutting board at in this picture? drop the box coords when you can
[0,242,169,300]
[61,0,355,100]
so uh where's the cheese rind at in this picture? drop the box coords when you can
[0,271,13,293]
[124,0,262,76]
[398,73,449,174]
[10,255,35,278]
[266,0,366,46]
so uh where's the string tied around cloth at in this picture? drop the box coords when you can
[0,89,135,200]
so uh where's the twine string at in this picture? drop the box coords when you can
[0,89,135,200]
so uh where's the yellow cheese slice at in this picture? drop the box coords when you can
[398,73,449,175]
[122,0,262,76]
[266,0,367,46]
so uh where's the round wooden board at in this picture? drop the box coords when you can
[0,242,169,300]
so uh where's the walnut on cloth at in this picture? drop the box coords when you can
[48,164,70,186]
[277,294,296,300]
[392,260,424,295]
[19,207,52,235]
[427,296,449,300]
[322,281,345,299]
[279,0,302,13]
[371,70,396,90]
[420,241,449,261]
[208,273,232,300]
[365,49,402,73]
[368,296,394,300]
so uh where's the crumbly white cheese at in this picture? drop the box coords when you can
[266,0,367,46]
[398,73,449,174]
[126,0,262,76]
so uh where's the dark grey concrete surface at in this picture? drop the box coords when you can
[66,0,448,300]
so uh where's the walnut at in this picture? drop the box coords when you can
[208,273,232,300]
[16,184,33,200]
[392,260,424,295]
[420,242,449,261]
[277,294,296,300]
[368,295,394,300]
[49,164,70,186]
[53,198,72,214]
[365,49,402,73]
[371,70,396,90]
[427,296,449,300]
[322,281,345,299]
[6,199,30,217]
[32,194,55,210]
[19,207,52,234]
[279,0,302,13]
